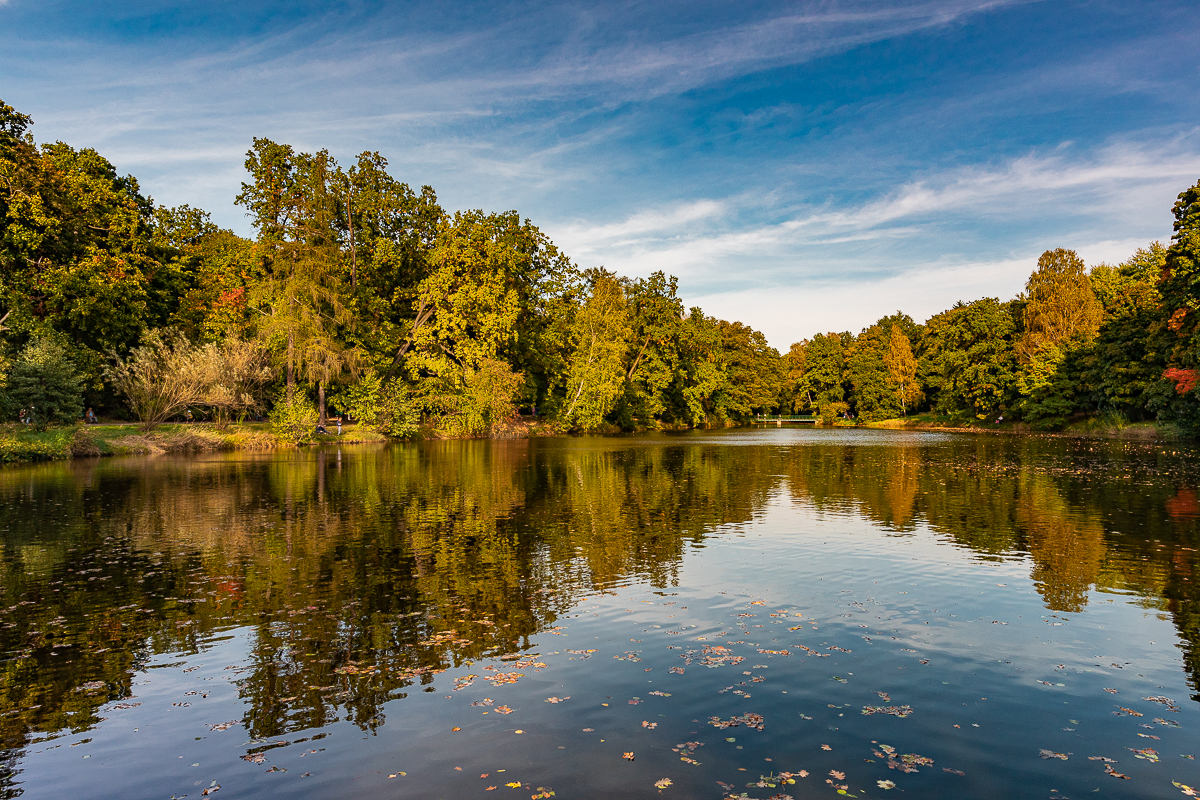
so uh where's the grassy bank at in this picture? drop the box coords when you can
[0,422,390,463]
[865,412,1185,440]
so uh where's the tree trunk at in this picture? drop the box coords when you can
[318,382,327,426]
[286,332,295,401]
[347,189,357,291]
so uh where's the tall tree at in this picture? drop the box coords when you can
[1155,178,1200,428]
[885,323,921,416]
[919,299,1020,419]
[236,139,354,422]
[804,333,849,420]
[1020,248,1103,360]
[562,270,630,429]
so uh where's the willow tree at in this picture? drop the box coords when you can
[236,139,355,423]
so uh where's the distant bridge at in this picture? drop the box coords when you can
[753,414,821,425]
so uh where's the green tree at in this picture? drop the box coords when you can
[236,139,355,422]
[919,299,1020,419]
[804,333,849,420]
[618,271,684,426]
[1086,244,1167,420]
[1156,179,1200,428]
[562,270,631,429]
[713,319,783,422]
[6,338,82,429]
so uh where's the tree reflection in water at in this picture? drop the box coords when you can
[0,431,1196,796]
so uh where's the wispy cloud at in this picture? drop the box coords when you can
[548,135,1200,345]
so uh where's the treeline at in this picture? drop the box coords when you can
[0,99,782,436]
[782,231,1200,429]
[3,95,1200,435]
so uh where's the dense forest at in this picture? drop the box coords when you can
[3,97,1200,436]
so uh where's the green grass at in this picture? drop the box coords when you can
[0,421,391,463]
[0,426,82,462]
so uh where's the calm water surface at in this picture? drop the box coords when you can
[1,428,1199,799]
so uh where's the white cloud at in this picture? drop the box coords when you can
[546,137,1199,347]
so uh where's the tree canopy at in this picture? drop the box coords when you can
[2,97,1199,435]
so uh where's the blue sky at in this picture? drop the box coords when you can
[3,0,1199,347]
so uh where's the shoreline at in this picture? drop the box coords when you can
[0,415,1187,464]
[862,417,1184,441]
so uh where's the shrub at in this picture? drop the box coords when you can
[269,390,318,445]
[106,329,207,431]
[6,339,83,430]
[198,336,274,427]
[334,372,420,438]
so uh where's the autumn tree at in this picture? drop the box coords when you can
[782,340,809,413]
[1016,249,1103,424]
[885,323,921,416]
[106,329,208,431]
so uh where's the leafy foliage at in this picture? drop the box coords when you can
[5,338,82,429]
[269,388,318,445]
[4,96,1200,435]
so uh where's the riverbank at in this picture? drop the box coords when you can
[0,422,390,463]
[0,416,574,463]
[865,413,1186,440]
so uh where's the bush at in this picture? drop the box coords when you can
[198,335,274,427]
[269,390,318,445]
[334,372,420,438]
[430,359,521,437]
[106,329,207,431]
[6,339,83,430]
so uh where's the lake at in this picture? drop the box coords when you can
[0,428,1198,799]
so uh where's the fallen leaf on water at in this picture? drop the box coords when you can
[1105,764,1131,779]
[514,730,524,734]
[877,780,895,789]
[1128,747,1159,762]
[654,778,672,788]
[451,727,461,732]
[642,721,657,729]
[1039,749,1068,760]
[623,752,635,761]
[1174,782,1198,796]
[506,782,522,788]
[829,770,845,780]
[821,744,832,751]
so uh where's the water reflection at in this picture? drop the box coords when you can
[0,430,1197,796]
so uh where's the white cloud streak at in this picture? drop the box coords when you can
[549,137,1200,346]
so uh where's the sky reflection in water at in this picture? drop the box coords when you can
[0,428,1198,799]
